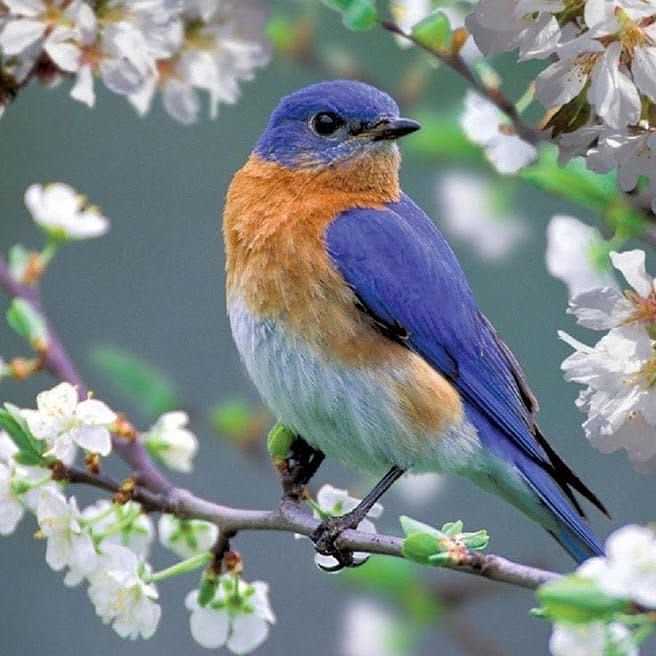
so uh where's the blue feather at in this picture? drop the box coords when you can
[325,194,606,562]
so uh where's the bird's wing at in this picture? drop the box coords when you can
[325,196,606,515]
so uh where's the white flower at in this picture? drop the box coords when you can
[578,525,656,608]
[436,170,529,261]
[460,91,537,174]
[83,500,155,559]
[0,462,25,535]
[0,431,18,464]
[87,543,161,640]
[549,621,637,656]
[158,514,218,559]
[144,411,198,473]
[24,183,110,240]
[0,0,88,71]
[340,599,400,656]
[466,0,562,59]
[560,250,656,472]
[36,486,98,580]
[394,471,446,507]
[21,382,116,461]
[311,484,383,570]
[546,215,617,297]
[185,576,275,653]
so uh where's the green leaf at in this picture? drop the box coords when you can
[0,404,47,465]
[411,11,451,50]
[321,0,378,31]
[91,345,180,421]
[460,529,489,551]
[210,399,255,440]
[537,575,628,623]
[266,421,295,459]
[441,520,463,537]
[400,515,442,538]
[6,299,48,349]
[402,532,444,564]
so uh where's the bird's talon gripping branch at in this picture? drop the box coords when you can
[310,511,365,570]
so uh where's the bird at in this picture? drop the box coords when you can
[223,79,608,566]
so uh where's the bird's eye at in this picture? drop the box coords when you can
[311,112,344,136]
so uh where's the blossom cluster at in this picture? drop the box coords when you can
[467,0,656,210]
[551,241,656,473]
[0,0,270,123]
[548,524,656,656]
[0,380,274,652]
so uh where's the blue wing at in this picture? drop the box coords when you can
[325,194,606,560]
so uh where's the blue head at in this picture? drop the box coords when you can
[254,80,420,168]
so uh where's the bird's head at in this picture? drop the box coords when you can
[253,80,420,169]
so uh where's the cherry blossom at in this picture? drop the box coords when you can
[87,543,161,640]
[549,621,637,656]
[24,183,110,241]
[185,575,275,653]
[143,411,198,473]
[21,382,116,461]
[158,514,218,559]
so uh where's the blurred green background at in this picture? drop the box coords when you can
[0,4,652,655]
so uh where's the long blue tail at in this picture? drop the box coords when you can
[467,405,605,564]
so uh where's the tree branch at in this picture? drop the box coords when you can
[0,251,561,592]
[57,463,559,590]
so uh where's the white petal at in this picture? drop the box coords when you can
[76,399,116,425]
[536,57,588,108]
[37,382,78,416]
[568,288,629,329]
[44,29,80,72]
[487,134,537,174]
[189,607,229,649]
[227,614,270,654]
[162,79,199,125]
[609,250,653,297]
[633,46,656,103]
[70,65,96,107]
[74,425,111,455]
[0,19,45,55]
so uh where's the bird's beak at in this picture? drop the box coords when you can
[364,117,422,141]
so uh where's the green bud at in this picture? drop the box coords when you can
[411,11,451,50]
[7,244,31,282]
[402,532,442,564]
[6,299,48,351]
[460,529,489,551]
[427,552,454,567]
[441,520,463,537]
[321,0,378,31]
[266,422,295,459]
[198,572,220,607]
[400,515,442,538]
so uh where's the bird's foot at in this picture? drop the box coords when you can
[280,437,325,501]
[310,511,367,572]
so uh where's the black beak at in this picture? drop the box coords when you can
[365,117,422,140]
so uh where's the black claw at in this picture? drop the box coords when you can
[311,513,362,570]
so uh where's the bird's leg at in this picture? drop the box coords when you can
[311,465,405,569]
[280,436,325,500]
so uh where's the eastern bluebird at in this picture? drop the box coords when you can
[223,80,607,566]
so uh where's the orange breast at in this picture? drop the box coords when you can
[223,152,463,432]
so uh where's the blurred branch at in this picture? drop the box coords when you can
[0,254,172,493]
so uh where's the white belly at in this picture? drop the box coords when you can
[229,298,483,474]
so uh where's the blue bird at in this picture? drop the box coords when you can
[223,79,607,566]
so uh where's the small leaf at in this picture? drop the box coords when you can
[6,299,48,350]
[91,345,180,421]
[0,404,47,465]
[321,0,378,31]
[402,532,442,564]
[441,520,463,537]
[460,529,489,551]
[210,399,254,439]
[266,421,295,459]
[400,515,442,538]
[411,11,451,50]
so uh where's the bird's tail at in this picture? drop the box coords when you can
[466,407,605,563]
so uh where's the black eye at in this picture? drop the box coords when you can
[311,112,344,136]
